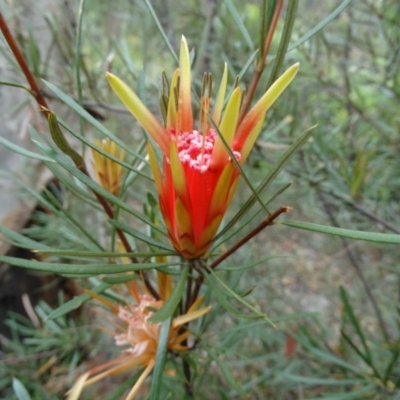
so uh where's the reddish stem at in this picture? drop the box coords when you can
[210,206,290,270]
[0,11,50,117]
[0,11,159,299]
[189,206,290,308]
[238,0,284,124]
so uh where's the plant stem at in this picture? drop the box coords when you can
[0,11,159,300]
[238,0,283,123]
[210,206,290,270]
[189,206,290,309]
[0,11,50,116]
[185,267,193,313]
[182,357,193,398]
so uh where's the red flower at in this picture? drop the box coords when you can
[107,37,298,258]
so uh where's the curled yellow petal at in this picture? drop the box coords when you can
[173,306,212,327]
[212,63,228,126]
[239,115,265,165]
[91,139,125,195]
[208,162,234,217]
[157,270,172,301]
[199,214,223,250]
[234,63,299,151]
[167,69,180,129]
[125,359,155,400]
[210,87,241,169]
[187,295,204,313]
[66,372,89,400]
[106,72,169,155]
[178,36,193,132]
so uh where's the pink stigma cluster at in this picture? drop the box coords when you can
[173,129,240,173]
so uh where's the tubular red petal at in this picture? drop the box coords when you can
[208,162,235,218]
[239,115,265,165]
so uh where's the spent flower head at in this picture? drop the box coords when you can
[69,277,210,400]
[107,36,299,258]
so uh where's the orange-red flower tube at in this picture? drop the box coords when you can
[107,37,299,259]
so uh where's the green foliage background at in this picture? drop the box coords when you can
[0,0,399,399]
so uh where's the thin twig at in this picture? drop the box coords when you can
[327,191,400,234]
[0,11,159,300]
[182,357,193,398]
[257,145,400,235]
[189,206,290,310]
[210,206,291,270]
[238,0,284,123]
[185,266,193,313]
[0,11,50,117]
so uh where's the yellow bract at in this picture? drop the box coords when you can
[91,138,125,196]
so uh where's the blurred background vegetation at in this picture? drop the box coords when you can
[0,0,399,399]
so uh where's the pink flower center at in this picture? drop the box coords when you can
[172,129,240,173]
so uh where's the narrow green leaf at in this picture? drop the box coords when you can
[216,125,317,239]
[0,135,53,161]
[149,318,172,400]
[102,275,138,284]
[206,268,273,324]
[209,284,259,319]
[48,112,83,167]
[74,0,86,139]
[57,119,152,181]
[340,287,371,359]
[216,312,317,335]
[340,329,374,372]
[18,182,104,252]
[42,80,146,161]
[224,0,254,50]
[46,283,110,320]
[238,50,258,81]
[210,351,246,395]
[36,249,174,258]
[259,0,268,61]
[108,219,173,251]
[286,0,351,54]
[283,375,364,386]
[0,80,32,92]
[0,255,173,275]
[304,384,376,400]
[293,333,363,375]
[383,350,400,382]
[49,151,164,235]
[103,371,143,400]
[0,224,54,252]
[12,378,31,400]
[143,0,178,63]
[217,255,290,271]
[213,181,292,248]
[266,0,299,87]
[148,266,188,323]
[282,220,400,244]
